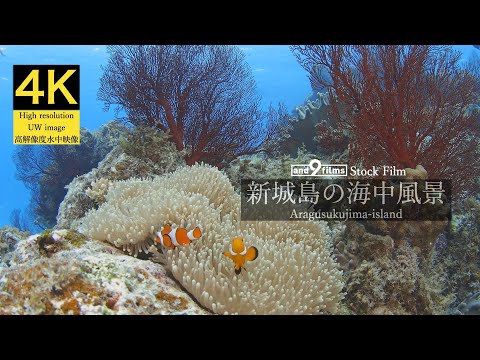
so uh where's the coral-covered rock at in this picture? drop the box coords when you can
[92,120,129,161]
[224,146,319,189]
[349,165,448,256]
[0,226,30,267]
[0,229,208,315]
[404,165,428,180]
[336,220,453,314]
[333,222,394,275]
[440,197,480,308]
[56,127,186,230]
[344,241,450,315]
[361,220,448,256]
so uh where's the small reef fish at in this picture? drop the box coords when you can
[224,238,258,275]
[155,225,202,249]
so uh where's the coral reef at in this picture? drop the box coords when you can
[79,164,344,314]
[36,229,87,258]
[0,226,29,267]
[284,93,329,155]
[292,45,480,195]
[345,166,448,256]
[0,229,208,315]
[91,120,129,161]
[13,122,126,229]
[404,165,428,180]
[341,194,480,314]
[56,126,186,229]
[438,197,480,307]
[224,145,318,188]
[99,45,267,167]
[365,220,448,255]
[295,92,331,120]
[296,92,350,157]
[256,92,349,158]
[275,92,348,157]
[333,222,392,273]
[118,126,189,168]
[336,222,452,314]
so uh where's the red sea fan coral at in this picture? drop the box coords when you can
[292,45,480,195]
[98,46,283,168]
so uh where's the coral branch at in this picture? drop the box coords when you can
[292,45,480,194]
[98,46,276,167]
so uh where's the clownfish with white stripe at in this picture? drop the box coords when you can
[224,238,258,275]
[155,225,202,249]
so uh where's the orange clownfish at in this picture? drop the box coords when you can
[223,238,258,275]
[155,225,202,249]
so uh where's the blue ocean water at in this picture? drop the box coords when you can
[0,45,476,229]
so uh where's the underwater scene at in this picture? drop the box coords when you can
[0,45,479,315]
